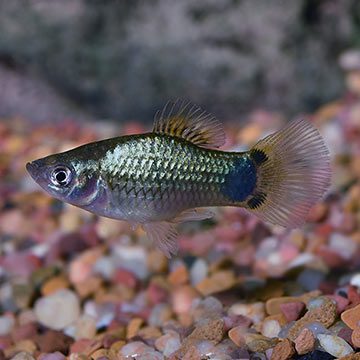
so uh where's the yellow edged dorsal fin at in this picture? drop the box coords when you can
[153,100,226,149]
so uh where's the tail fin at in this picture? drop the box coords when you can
[247,119,331,228]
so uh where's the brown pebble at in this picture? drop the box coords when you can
[342,304,360,329]
[12,322,39,343]
[10,339,37,356]
[91,348,117,360]
[336,353,360,360]
[228,325,246,346]
[266,291,321,315]
[182,345,202,360]
[75,276,103,298]
[244,333,279,353]
[196,270,237,296]
[109,340,125,351]
[70,339,93,354]
[126,318,143,339]
[35,330,74,354]
[263,314,288,327]
[41,276,69,296]
[351,326,360,348]
[68,354,91,360]
[137,325,162,340]
[147,250,168,273]
[295,328,316,355]
[271,338,295,360]
[174,318,225,358]
[287,297,337,340]
[168,265,189,286]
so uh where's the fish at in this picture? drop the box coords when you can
[26,100,331,257]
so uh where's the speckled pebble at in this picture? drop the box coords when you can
[295,328,316,355]
[270,338,295,360]
[351,326,360,348]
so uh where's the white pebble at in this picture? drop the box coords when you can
[317,334,354,358]
[329,233,357,260]
[75,314,97,340]
[93,256,115,279]
[121,341,150,357]
[0,315,15,336]
[113,245,148,279]
[262,319,281,338]
[228,302,265,324]
[304,322,333,338]
[190,258,208,285]
[34,289,80,330]
[350,273,360,288]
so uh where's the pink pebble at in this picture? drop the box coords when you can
[69,338,92,354]
[280,301,305,322]
[223,315,252,331]
[0,336,12,351]
[112,268,138,289]
[147,283,168,305]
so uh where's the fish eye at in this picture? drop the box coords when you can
[51,166,72,187]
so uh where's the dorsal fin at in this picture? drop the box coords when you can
[153,100,226,149]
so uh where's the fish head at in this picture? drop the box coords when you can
[26,151,104,209]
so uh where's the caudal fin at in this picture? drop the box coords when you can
[247,119,331,228]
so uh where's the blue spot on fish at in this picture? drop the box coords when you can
[222,157,257,202]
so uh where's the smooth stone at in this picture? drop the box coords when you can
[74,314,97,340]
[34,289,80,330]
[262,319,281,338]
[280,301,305,322]
[328,233,357,260]
[39,352,67,360]
[190,258,208,286]
[350,273,360,288]
[317,334,354,358]
[10,352,35,360]
[163,336,181,357]
[341,303,360,329]
[0,316,14,336]
[148,303,173,327]
[297,269,326,292]
[228,302,265,324]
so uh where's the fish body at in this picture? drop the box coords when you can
[27,101,331,257]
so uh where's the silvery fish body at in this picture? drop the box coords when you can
[27,101,331,257]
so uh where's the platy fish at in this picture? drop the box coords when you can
[27,101,331,257]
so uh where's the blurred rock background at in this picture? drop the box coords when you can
[0,0,359,124]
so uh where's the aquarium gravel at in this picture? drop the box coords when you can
[0,95,360,360]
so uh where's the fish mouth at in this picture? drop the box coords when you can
[26,161,40,182]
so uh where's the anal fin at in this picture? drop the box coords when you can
[142,208,214,258]
[142,221,179,258]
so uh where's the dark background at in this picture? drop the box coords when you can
[0,0,359,125]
